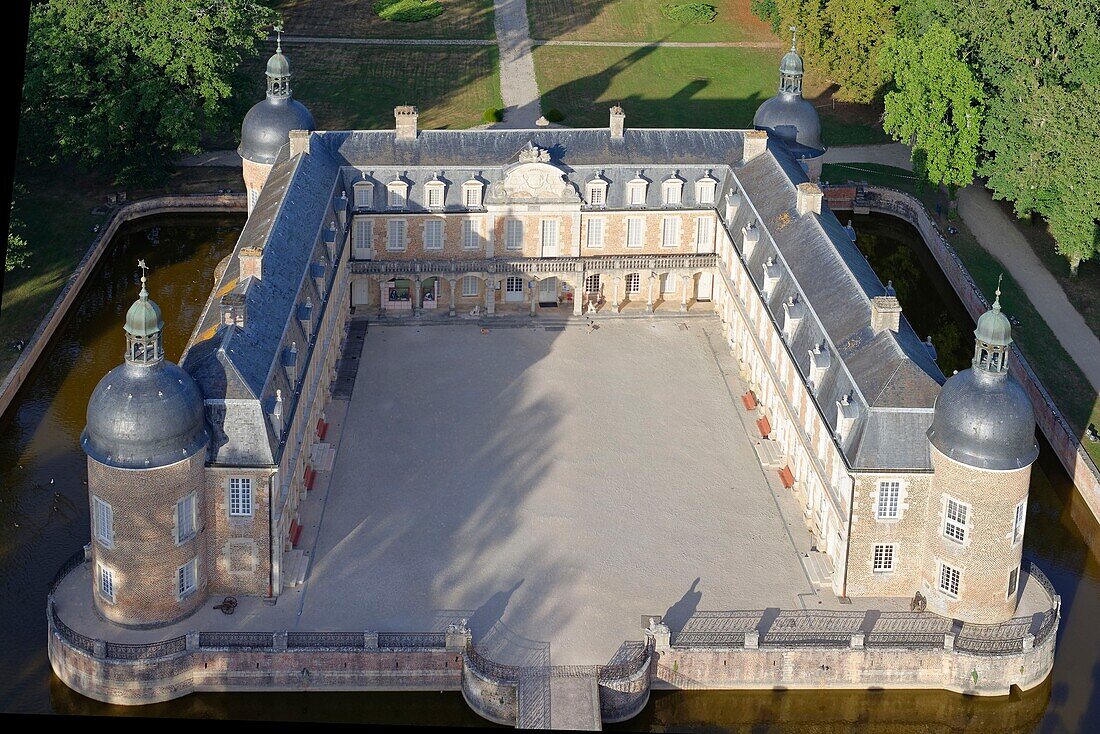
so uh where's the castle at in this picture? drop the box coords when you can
[79,36,1039,639]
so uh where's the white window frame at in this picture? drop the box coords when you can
[626,217,645,248]
[872,543,896,573]
[1007,566,1019,599]
[177,558,198,599]
[587,182,607,207]
[93,496,113,548]
[354,182,374,210]
[660,217,681,248]
[387,182,407,210]
[505,275,524,293]
[694,216,714,249]
[585,273,600,294]
[353,218,373,258]
[943,496,968,544]
[1012,499,1026,545]
[176,492,197,544]
[695,177,717,204]
[387,219,408,251]
[540,219,559,251]
[625,272,641,294]
[876,480,900,520]
[229,477,253,517]
[586,218,605,249]
[461,275,479,297]
[98,563,115,602]
[662,179,683,206]
[938,561,961,598]
[505,219,523,250]
[463,181,483,209]
[423,218,444,251]
[462,219,481,250]
[628,179,647,206]
[425,182,445,210]
[662,273,678,294]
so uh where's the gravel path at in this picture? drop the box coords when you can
[492,0,543,128]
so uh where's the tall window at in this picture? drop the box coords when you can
[626,218,645,248]
[462,275,479,297]
[424,219,444,251]
[626,273,641,293]
[585,274,600,293]
[178,558,197,598]
[463,182,483,208]
[229,477,252,517]
[1012,500,1026,544]
[387,219,408,251]
[387,183,407,209]
[93,496,113,547]
[660,217,681,247]
[462,220,480,250]
[695,217,714,249]
[586,219,605,248]
[1007,566,1019,599]
[938,562,961,597]
[944,497,968,543]
[872,544,895,573]
[541,220,559,251]
[876,481,900,520]
[426,183,444,209]
[505,219,523,250]
[353,219,373,258]
[354,182,374,209]
[177,493,196,543]
[98,564,115,602]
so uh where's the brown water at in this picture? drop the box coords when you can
[1,213,1098,731]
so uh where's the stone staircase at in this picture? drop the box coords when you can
[282,549,309,589]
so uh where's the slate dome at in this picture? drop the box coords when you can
[753,34,824,159]
[239,42,314,166]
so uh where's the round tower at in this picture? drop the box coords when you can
[752,29,825,178]
[923,282,1038,623]
[239,30,315,214]
[81,262,209,628]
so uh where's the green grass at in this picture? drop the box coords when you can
[373,0,444,23]
[528,0,773,42]
[660,3,718,24]
[273,0,496,39]
[823,164,1100,466]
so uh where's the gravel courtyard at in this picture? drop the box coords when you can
[298,318,814,666]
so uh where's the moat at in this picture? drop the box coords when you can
[2,212,1098,730]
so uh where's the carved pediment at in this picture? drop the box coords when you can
[486,145,581,205]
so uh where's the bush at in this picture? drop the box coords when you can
[544,108,565,123]
[482,107,503,123]
[660,3,718,24]
[373,0,444,22]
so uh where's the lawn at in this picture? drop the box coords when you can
[822,164,1100,467]
[273,0,496,39]
[527,0,774,42]
[265,42,501,130]
[1,166,244,380]
[533,45,887,144]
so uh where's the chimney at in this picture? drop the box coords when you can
[289,129,311,157]
[743,130,768,162]
[395,105,418,140]
[610,105,625,140]
[870,294,902,333]
[239,246,262,280]
[796,182,823,216]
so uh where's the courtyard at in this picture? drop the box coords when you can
[295,317,815,666]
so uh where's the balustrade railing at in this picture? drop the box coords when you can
[464,638,653,682]
[198,631,275,649]
[106,637,187,660]
[350,253,718,277]
[287,631,366,649]
[376,632,447,649]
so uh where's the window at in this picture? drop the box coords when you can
[98,564,115,602]
[248,188,259,211]
[176,493,196,543]
[872,544,895,573]
[541,219,559,250]
[587,183,606,206]
[506,276,524,294]
[944,497,968,543]
[628,179,647,206]
[93,496,113,547]
[387,219,408,251]
[876,481,900,520]
[626,273,641,293]
[1012,500,1026,545]
[229,477,252,517]
[426,183,444,209]
[353,219,373,258]
[626,218,645,248]
[662,179,683,206]
[462,220,480,250]
[424,219,444,251]
[585,274,600,293]
[695,217,714,249]
[1007,566,1019,599]
[938,562,961,597]
[696,177,717,204]
[387,183,407,209]
[354,182,374,209]
[586,219,605,248]
[660,217,681,247]
[662,273,678,294]
[463,182,483,208]
[178,558,197,598]
[462,275,479,297]
[505,219,523,250]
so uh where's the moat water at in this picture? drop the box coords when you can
[0,212,1097,731]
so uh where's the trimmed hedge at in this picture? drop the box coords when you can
[482,107,503,123]
[373,0,444,22]
[544,108,565,123]
[660,3,718,24]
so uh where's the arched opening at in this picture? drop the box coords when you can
[420,277,440,310]
[381,277,412,312]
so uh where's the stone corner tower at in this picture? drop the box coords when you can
[239,31,315,214]
[923,283,1039,623]
[81,264,210,628]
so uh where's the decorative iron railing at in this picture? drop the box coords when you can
[287,632,365,649]
[105,637,187,660]
[464,638,653,682]
[49,547,88,592]
[761,610,863,648]
[49,600,95,655]
[197,632,275,649]
[376,632,447,649]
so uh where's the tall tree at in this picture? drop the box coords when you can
[20,0,277,184]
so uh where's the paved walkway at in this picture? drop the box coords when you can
[492,0,542,127]
[826,143,1100,395]
[281,34,783,49]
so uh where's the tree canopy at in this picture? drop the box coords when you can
[20,0,277,184]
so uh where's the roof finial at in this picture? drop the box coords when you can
[275,22,283,54]
[790,26,797,52]
[137,259,149,300]
[993,273,1003,311]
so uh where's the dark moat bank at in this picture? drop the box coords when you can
[3,212,1099,732]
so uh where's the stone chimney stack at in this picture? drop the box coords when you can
[239,246,262,281]
[743,130,768,162]
[395,105,419,140]
[796,182,823,216]
[610,105,625,140]
[871,294,903,333]
[289,130,311,157]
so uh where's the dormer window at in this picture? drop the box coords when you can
[354,181,374,210]
[696,171,718,205]
[742,221,759,258]
[808,342,830,392]
[762,256,781,297]
[835,393,858,444]
[782,295,804,338]
[387,180,408,209]
[627,174,648,206]
[662,174,684,206]
[425,179,446,210]
[463,180,484,209]
[587,174,609,207]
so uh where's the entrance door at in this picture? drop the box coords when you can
[538,277,558,305]
[504,275,525,302]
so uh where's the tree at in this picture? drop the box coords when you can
[20,0,277,184]
[881,23,984,192]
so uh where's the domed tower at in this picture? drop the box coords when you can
[82,263,210,628]
[752,29,825,178]
[239,31,315,214]
[923,282,1038,624]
